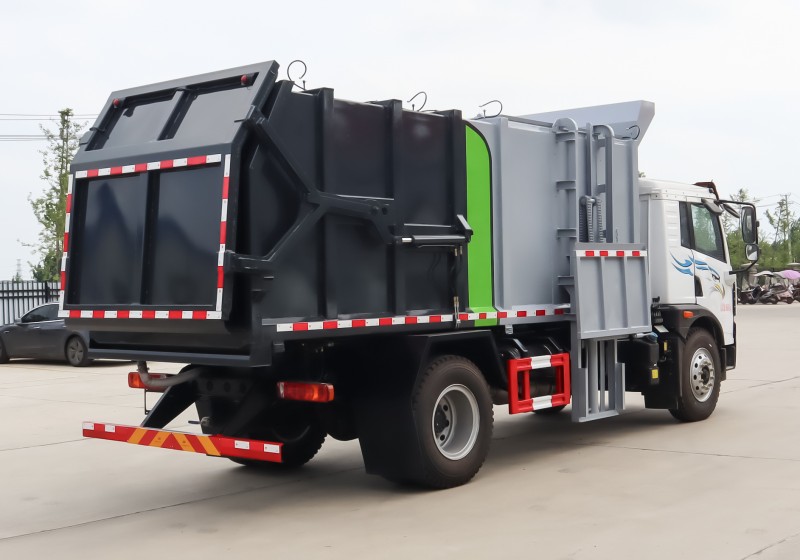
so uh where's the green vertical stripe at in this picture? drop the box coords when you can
[465,125,496,326]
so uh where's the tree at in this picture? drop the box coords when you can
[27,109,83,282]
[764,195,797,268]
[722,188,750,268]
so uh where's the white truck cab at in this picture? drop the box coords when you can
[642,179,736,346]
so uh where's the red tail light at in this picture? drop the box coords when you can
[277,382,334,403]
[128,372,167,392]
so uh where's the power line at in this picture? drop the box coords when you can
[0,113,97,117]
[0,117,97,121]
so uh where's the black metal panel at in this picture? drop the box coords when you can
[65,61,473,363]
[169,81,258,144]
[89,93,178,151]
[258,222,321,319]
[330,216,389,314]
[240,86,466,323]
[403,249,450,311]
[399,111,450,224]
[72,174,147,305]
[148,166,223,306]
[73,61,279,170]
[329,100,389,198]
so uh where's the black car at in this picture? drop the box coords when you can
[0,303,90,366]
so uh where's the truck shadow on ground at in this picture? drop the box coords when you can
[177,406,686,512]
[487,407,680,462]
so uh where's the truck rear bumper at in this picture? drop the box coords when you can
[82,422,282,463]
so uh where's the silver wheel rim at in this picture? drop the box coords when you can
[67,339,84,364]
[431,384,479,461]
[689,347,715,402]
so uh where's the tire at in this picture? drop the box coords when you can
[0,339,9,364]
[669,329,721,422]
[65,336,89,367]
[407,355,493,489]
[230,403,326,469]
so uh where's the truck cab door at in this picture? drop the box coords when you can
[681,201,734,345]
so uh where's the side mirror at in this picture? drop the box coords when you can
[745,243,760,262]
[741,206,757,244]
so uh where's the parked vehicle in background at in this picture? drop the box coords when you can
[761,284,794,304]
[775,271,800,302]
[751,271,794,304]
[738,284,763,304]
[0,303,90,366]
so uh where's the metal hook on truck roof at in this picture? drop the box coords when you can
[287,59,308,91]
[407,91,427,112]
[475,100,503,119]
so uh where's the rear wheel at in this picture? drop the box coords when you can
[65,336,89,367]
[406,355,493,489]
[669,329,720,422]
[229,403,326,469]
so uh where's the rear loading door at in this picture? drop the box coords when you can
[61,62,278,321]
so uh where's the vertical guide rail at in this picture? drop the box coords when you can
[576,338,625,421]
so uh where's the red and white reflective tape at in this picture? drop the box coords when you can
[72,154,222,179]
[58,174,74,314]
[459,304,570,321]
[83,421,282,463]
[216,155,230,313]
[59,154,227,320]
[60,309,222,320]
[575,249,646,258]
[275,314,455,333]
[274,304,571,333]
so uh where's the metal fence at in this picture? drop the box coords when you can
[0,281,59,325]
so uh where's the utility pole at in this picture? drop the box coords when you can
[785,193,793,264]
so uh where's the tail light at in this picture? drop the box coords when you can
[277,382,334,403]
[128,372,168,392]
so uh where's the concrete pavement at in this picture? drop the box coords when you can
[1,304,799,559]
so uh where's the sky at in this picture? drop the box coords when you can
[1,0,798,280]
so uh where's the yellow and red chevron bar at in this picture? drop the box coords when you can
[82,422,282,463]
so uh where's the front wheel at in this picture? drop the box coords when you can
[65,336,89,367]
[407,355,493,489]
[669,329,721,422]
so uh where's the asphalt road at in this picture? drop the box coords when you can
[1,304,799,559]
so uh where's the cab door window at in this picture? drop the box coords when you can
[690,203,726,262]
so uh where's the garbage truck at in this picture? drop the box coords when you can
[64,61,760,488]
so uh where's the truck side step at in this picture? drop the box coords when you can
[506,353,571,414]
[82,422,283,463]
